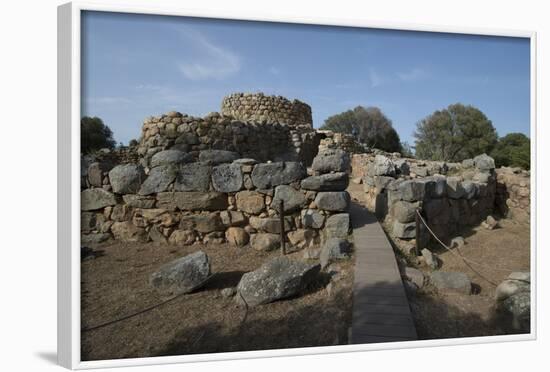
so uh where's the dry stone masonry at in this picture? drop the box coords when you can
[137,93,321,168]
[495,167,530,224]
[353,151,498,246]
[81,146,352,253]
[220,92,313,127]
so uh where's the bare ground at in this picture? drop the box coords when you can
[81,240,354,361]
[347,182,531,340]
[410,218,530,339]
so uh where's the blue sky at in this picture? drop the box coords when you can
[81,11,530,146]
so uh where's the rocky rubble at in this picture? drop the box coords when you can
[495,272,530,332]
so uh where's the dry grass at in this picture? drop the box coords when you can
[410,218,530,339]
[81,240,354,361]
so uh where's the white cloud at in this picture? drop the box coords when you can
[176,28,241,80]
[397,68,429,82]
[369,68,383,88]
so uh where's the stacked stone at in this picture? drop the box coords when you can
[317,130,368,154]
[495,167,530,223]
[80,148,352,253]
[359,152,497,244]
[220,92,312,127]
[137,111,292,167]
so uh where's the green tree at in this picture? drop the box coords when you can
[81,116,116,154]
[491,133,530,169]
[400,141,415,158]
[321,106,402,152]
[414,103,498,162]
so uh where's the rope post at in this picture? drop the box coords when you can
[415,208,421,256]
[279,199,286,255]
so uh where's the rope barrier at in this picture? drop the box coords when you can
[415,210,520,287]
[81,273,217,333]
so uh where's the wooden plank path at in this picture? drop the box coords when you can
[349,201,418,344]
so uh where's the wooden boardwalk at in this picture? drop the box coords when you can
[349,201,418,344]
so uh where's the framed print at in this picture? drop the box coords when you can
[58,1,536,369]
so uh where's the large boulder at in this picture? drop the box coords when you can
[111,221,148,242]
[87,162,113,187]
[461,181,478,200]
[235,191,265,214]
[173,163,211,192]
[495,272,530,301]
[370,155,395,177]
[109,164,145,194]
[122,194,156,209]
[391,201,420,223]
[150,150,193,168]
[156,192,228,211]
[320,238,351,268]
[179,214,224,233]
[249,216,292,234]
[473,153,495,171]
[138,165,177,195]
[399,180,426,202]
[394,159,410,175]
[273,185,307,213]
[199,150,240,165]
[169,230,196,245]
[392,221,416,239]
[312,149,350,173]
[250,233,281,251]
[287,229,316,250]
[300,172,348,191]
[81,188,116,211]
[430,272,471,294]
[322,213,350,240]
[498,291,530,332]
[404,267,425,289]
[446,177,465,199]
[236,257,321,306]
[251,162,306,189]
[426,175,447,198]
[301,209,325,229]
[225,227,249,247]
[149,251,211,296]
[314,192,350,212]
[423,199,451,224]
[211,163,243,193]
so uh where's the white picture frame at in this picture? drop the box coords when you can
[58,1,537,369]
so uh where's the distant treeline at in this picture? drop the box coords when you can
[320,103,530,169]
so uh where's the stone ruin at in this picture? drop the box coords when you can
[81,93,353,265]
[351,150,530,251]
[137,92,321,168]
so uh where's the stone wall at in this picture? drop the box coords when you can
[317,130,369,154]
[137,94,322,167]
[220,92,312,127]
[354,152,498,245]
[495,167,530,224]
[81,148,352,254]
